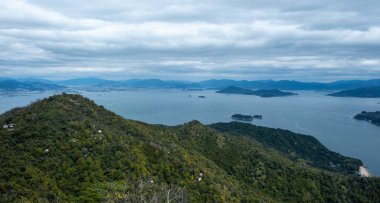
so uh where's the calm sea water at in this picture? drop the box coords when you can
[1,90,380,176]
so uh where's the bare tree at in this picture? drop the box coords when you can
[102,176,187,203]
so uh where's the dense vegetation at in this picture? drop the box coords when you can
[1,94,380,202]
[217,86,297,97]
[231,114,262,121]
[231,114,254,121]
[328,86,380,98]
[209,122,362,174]
[354,111,380,126]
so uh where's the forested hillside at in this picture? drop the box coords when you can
[1,94,379,202]
[209,122,362,174]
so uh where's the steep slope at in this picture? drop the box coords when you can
[173,122,380,202]
[1,94,379,202]
[0,94,241,202]
[209,122,361,174]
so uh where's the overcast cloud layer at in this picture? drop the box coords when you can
[1,0,380,81]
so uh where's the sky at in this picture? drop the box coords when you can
[1,0,380,81]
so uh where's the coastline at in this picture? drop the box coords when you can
[359,166,370,177]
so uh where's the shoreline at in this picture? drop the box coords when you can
[359,166,370,177]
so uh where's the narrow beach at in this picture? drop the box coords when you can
[359,166,370,177]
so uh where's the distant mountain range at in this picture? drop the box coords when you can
[0,78,64,92]
[49,78,201,89]
[2,77,380,92]
[198,79,380,90]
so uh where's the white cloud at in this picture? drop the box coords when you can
[0,0,380,80]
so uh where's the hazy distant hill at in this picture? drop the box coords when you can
[56,78,202,89]
[200,79,380,90]
[59,78,380,90]
[199,79,326,90]
[217,86,297,97]
[0,79,65,92]
[119,79,202,89]
[57,78,114,86]
[1,94,379,202]
[17,78,56,84]
[328,86,380,98]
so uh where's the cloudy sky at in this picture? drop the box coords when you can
[1,0,380,81]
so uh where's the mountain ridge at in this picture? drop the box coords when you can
[0,79,65,92]
[1,94,380,202]
[3,77,380,91]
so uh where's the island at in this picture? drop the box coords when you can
[327,86,380,98]
[217,86,297,97]
[253,115,263,119]
[232,114,254,121]
[354,111,380,126]
[231,114,263,121]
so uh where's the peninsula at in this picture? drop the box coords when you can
[354,111,380,126]
[328,86,380,98]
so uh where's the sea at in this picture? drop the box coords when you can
[1,89,379,176]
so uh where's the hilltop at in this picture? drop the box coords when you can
[1,94,380,202]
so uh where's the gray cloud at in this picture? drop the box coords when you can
[0,0,380,81]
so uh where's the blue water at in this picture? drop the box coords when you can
[1,90,380,176]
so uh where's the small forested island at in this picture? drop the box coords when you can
[354,111,380,126]
[231,114,262,121]
[253,115,263,119]
[231,114,253,121]
[327,86,380,98]
[217,86,297,97]
[1,94,380,202]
